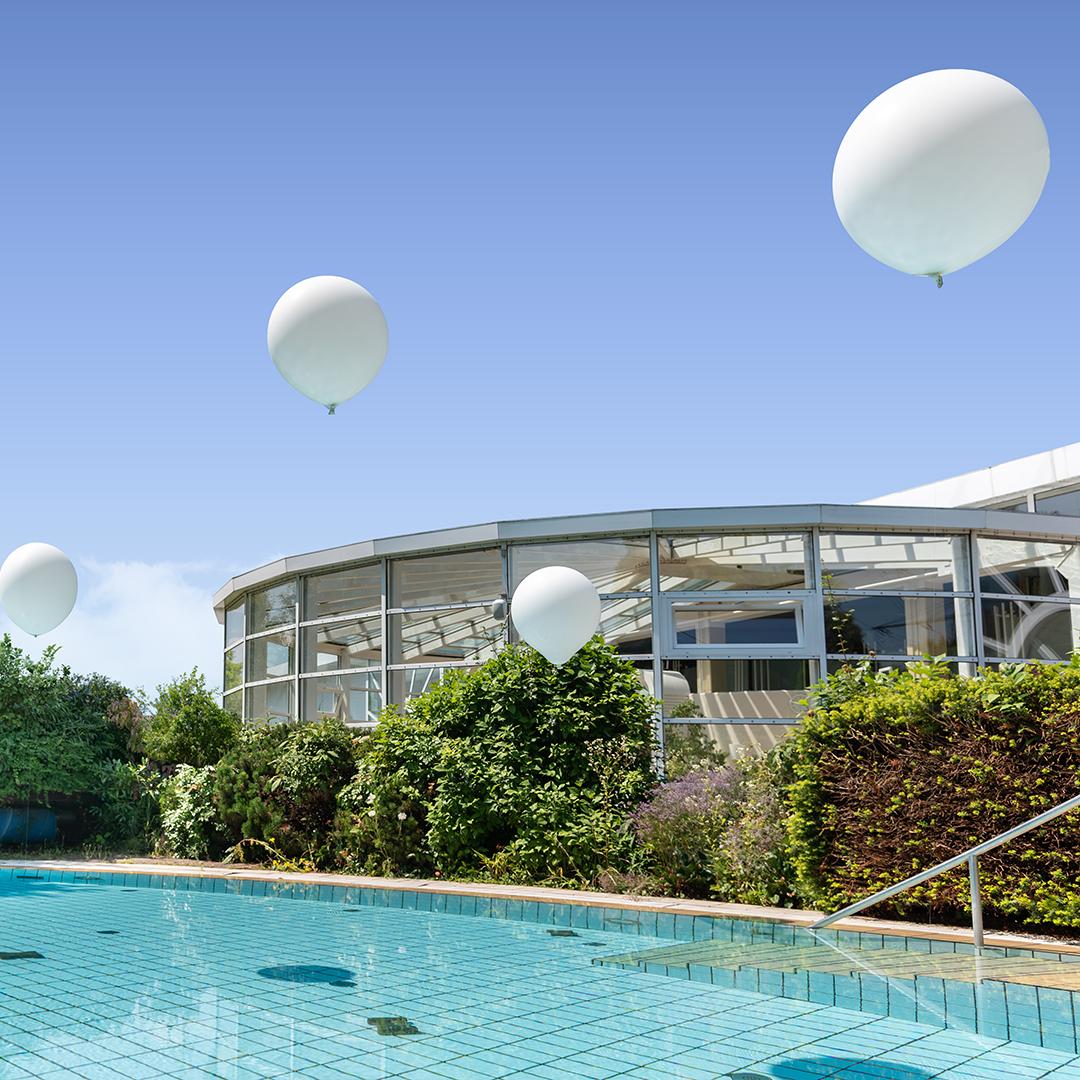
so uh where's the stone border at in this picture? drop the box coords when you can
[4,857,1077,958]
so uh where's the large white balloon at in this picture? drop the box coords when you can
[833,69,1049,282]
[511,566,601,666]
[0,543,78,637]
[267,275,388,413]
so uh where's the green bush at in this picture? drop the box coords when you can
[142,670,240,767]
[158,764,225,859]
[338,638,658,883]
[788,658,1080,928]
[213,718,359,865]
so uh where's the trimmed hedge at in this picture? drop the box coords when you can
[788,659,1080,928]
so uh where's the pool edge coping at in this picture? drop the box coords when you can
[3,857,1077,958]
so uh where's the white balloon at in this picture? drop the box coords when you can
[0,543,78,637]
[511,566,601,666]
[267,275,388,413]
[833,69,1049,281]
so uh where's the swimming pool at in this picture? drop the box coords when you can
[3,867,1080,1079]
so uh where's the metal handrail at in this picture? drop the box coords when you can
[809,791,1080,948]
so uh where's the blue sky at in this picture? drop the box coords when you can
[1,1,1077,691]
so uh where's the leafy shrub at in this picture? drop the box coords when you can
[0,635,131,805]
[663,723,727,779]
[158,764,224,859]
[338,639,658,883]
[142,670,240,767]
[788,658,1080,928]
[90,761,162,852]
[213,718,358,865]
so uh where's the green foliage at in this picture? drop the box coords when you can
[89,761,162,852]
[158,765,224,859]
[338,639,658,883]
[663,722,727,779]
[788,658,1080,928]
[142,670,240,767]
[213,718,359,865]
[0,635,131,805]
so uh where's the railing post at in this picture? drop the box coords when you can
[968,854,984,951]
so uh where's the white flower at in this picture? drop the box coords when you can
[397,811,407,821]
[366,792,375,805]
[367,809,376,818]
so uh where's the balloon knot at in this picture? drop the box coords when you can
[930,272,943,289]
[327,404,337,416]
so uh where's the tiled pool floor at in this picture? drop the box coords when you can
[2,877,1080,1079]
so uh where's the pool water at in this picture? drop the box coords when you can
[3,875,1080,1079]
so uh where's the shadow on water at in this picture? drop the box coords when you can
[729,1058,936,1079]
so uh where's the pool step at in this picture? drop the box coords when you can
[594,938,1080,1052]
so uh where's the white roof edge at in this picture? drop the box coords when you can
[211,501,1080,619]
[865,442,1080,509]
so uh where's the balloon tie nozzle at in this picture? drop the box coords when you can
[931,272,943,289]
[327,404,337,416]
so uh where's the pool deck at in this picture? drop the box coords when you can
[3,856,1077,958]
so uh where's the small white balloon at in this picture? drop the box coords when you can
[833,69,1050,281]
[0,543,78,637]
[511,566,601,666]
[267,275,388,413]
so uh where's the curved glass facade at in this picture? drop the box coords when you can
[219,511,1080,758]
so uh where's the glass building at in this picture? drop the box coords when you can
[214,443,1080,759]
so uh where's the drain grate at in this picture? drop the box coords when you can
[256,964,356,986]
[97,931,120,935]
[16,875,44,880]
[0,951,44,960]
[368,1016,420,1036]
[547,929,578,937]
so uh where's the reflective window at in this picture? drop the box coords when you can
[978,538,1080,599]
[223,689,242,718]
[304,563,382,621]
[390,549,503,607]
[600,598,652,655]
[655,659,814,719]
[1035,487,1080,518]
[390,609,504,664]
[302,672,381,725]
[247,681,293,722]
[511,538,651,592]
[389,665,476,703]
[225,602,245,647]
[248,630,295,680]
[659,533,807,591]
[987,498,1029,513]
[982,599,1080,661]
[250,580,296,633]
[824,595,975,657]
[224,645,243,692]
[826,658,974,678]
[820,533,970,592]
[673,601,800,647]
[663,721,794,767]
[302,617,381,672]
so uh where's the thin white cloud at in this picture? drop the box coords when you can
[0,559,225,699]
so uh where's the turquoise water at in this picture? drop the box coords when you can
[3,874,1080,1079]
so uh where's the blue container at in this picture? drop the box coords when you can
[0,807,58,843]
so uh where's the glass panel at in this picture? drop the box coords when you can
[302,617,381,672]
[982,599,1080,661]
[225,602,245,647]
[820,533,970,592]
[390,548,503,607]
[673,601,800,646]
[510,538,651,592]
[659,533,807,591]
[248,630,295,680]
[389,665,477,704]
[1035,487,1080,518]
[824,595,975,657]
[600,598,651,655]
[987,498,1029,513]
[826,659,971,677]
[978,537,1080,599]
[302,672,382,725]
[222,689,243,718]
[653,659,814,719]
[663,721,794,770]
[223,645,243,692]
[250,580,296,633]
[247,681,293,722]
[304,563,382,620]
[390,609,504,664]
